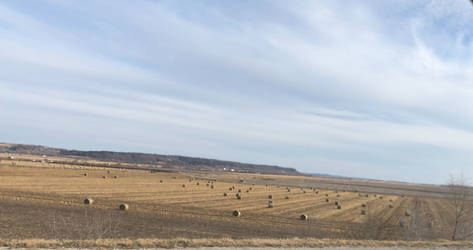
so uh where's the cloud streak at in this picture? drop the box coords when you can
[1,0,473,184]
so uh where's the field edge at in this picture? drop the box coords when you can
[1,238,473,249]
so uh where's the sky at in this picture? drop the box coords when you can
[1,0,473,184]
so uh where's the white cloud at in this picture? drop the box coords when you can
[1,0,473,183]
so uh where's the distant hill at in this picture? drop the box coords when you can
[0,143,300,175]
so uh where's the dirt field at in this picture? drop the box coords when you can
[0,154,458,241]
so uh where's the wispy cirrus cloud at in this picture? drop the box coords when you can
[1,0,473,184]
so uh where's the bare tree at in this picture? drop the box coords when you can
[447,173,473,240]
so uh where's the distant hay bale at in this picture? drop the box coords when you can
[249,187,253,191]
[337,205,341,209]
[358,193,362,197]
[315,190,319,194]
[160,180,163,184]
[246,189,249,193]
[236,193,241,199]
[300,214,308,220]
[361,209,366,215]
[334,201,339,206]
[107,170,111,174]
[303,190,306,194]
[285,196,289,200]
[211,185,214,189]
[83,198,94,205]
[113,176,118,179]
[119,203,129,211]
[83,173,88,176]
[268,195,273,199]
[102,176,106,179]
[233,210,241,217]
[379,196,383,199]
[223,192,227,196]
[196,182,200,185]
[229,187,233,191]
[287,188,291,192]
[361,203,366,208]
[326,198,329,202]
[238,189,242,193]
[268,200,273,208]
[182,184,186,188]
[206,183,210,187]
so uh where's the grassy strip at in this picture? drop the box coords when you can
[1,238,473,248]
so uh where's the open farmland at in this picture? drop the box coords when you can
[0,154,460,241]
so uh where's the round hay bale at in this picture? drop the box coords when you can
[229,187,233,191]
[233,210,241,217]
[325,193,329,197]
[337,205,341,209]
[238,189,242,193]
[113,176,118,179]
[300,214,308,220]
[119,203,129,211]
[196,182,200,185]
[336,194,340,197]
[246,189,249,193]
[102,176,106,179]
[326,198,329,202]
[315,191,319,194]
[206,183,209,187]
[268,200,273,208]
[379,196,383,199]
[361,209,366,215]
[83,173,88,176]
[160,180,163,184]
[268,195,273,199]
[303,190,307,194]
[211,185,214,189]
[334,201,339,206]
[182,184,186,188]
[249,187,253,191]
[223,192,227,196]
[236,193,241,199]
[287,188,291,192]
[107,170,111,174]
[285,196,289,199]
[84,198,94,205]
[361,203,366,208]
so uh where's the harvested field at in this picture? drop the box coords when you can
[0,154,461,241]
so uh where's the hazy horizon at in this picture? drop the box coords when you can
[1,0,473,184]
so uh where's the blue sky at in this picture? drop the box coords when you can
[1,0,473,184]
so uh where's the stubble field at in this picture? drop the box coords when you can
[0,154,460,245]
